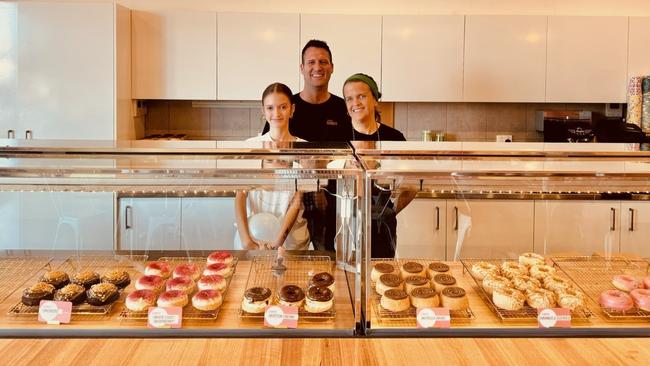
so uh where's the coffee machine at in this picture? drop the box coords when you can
[536,111,595,142]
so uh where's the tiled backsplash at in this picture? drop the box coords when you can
[144,100,606,141]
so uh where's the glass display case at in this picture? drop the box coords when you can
[356,141,650,337]
[0,140,363,337]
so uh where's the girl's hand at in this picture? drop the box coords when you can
[244,239,261,250]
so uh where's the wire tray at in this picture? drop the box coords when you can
[370,259,474,325]
[552,256,650,320]
[460,258,592,323]
[8,254,147,317]
[119,256,239,321]
[239,254,336,321]
[0,256,53,303]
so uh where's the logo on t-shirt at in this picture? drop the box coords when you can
[325,119,338,126]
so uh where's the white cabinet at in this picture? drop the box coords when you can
[0,192,20,249]
[447,200,534,260]
[546,16,628,103]
[620,201,650,257]
[119,198,181,251]
[396,199,446,259]
[300,14,381,97]
[132,10,217,100]
[181,198,236,250]
[534,200,620,256]
[0,4,17,138]
[464,15,547,102]
[217,13,299,100]
[628,17,650,78]
[381,15,464,102]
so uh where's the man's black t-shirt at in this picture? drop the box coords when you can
[350,124,406,142]
[261,93,352,142]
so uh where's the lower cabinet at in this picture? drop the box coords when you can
[396,199,446,259]
[181,198,236,250]
[620,201,650,257]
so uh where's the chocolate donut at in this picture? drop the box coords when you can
[411,287,438,299]
[244,287,272,302]
[279,285,305,303]
[39,271,70,289]
[374,263,395,274]
[101,270,130,289]
[310,272,334,288]
[402,262,424,274]
[379,274,403,287]
[442,286,466,298]
[434,274,457,286]
[54,283,87,305]
[405,275,429,286]
[71,271,100,289]
[22,282,55,306]
[383,289,408,300]
[307,286,334,302]
[428,262,449,273]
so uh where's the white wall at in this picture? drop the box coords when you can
[17,0,650,16]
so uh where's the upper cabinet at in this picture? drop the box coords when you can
[382,15,464,102]
[301,14,381,97]
[546,16,628,103]
[628,17,650,79]
[464,15,547,102]
[132,10,217,100]
[217,13,299,100]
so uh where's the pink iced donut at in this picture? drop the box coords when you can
[599,289,633,312]
[126,289,157,311]
[144,261,171,279]
[197,275,226,292]
[207,251,234,266]
[173,263,201,281]
[135,275,165,293]
[157,290,188,308]
[165,276,196,294]
[203,263,232,278]
[612,275,642,292]
[642,276,650,290]
[630,289,650,311]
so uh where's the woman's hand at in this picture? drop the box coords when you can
[243,239,261,250]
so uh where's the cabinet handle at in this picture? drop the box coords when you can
[629,208,635,232]
[125,205,133,229]
[25,130,33,139]
[435,206,440,230]
[7,130,14,139]
[454,206,459,231]
[610,208,616,231]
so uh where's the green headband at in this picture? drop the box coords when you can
[344,73,382,100]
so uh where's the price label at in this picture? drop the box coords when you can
[416,308,451,329]
[538,308,571,328]
[264,305,298,328]
[38,300,72,325]
[148,307,182,329]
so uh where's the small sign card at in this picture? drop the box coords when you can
[416,308,451,329]
[148,307,183,329]
[537,308,571,328]
[264,305,298,329]
[38,300,72,325]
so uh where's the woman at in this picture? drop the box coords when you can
[234,83,309,250]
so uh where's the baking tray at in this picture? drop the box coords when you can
[0,256,53,303]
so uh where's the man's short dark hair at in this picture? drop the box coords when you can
[301,39,332,64]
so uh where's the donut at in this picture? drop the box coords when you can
[144,261,171,279]
[612,275,642,292]
[500,261,527,279]
[511,275,541,293]
[426,262,449,279]
[519,252,545,267]
[135,275,165,293]
[39,271,70,289]
[542,276,572,293]
[157,290,188,308]
[86,283,119,306]
[101,269,131,289]
[242,287,272,313]
[630,289,650,311]
[400,262,426,279]
[54,283,87,305]
[409,287,439,308]
[376,274,404,295]
[166,276,195,294]
[192,289,223,311]
[22,282,55,306]
[482,274,513,295]
[529,264,556,281]
[203,263,232,278]
[278,285,305,307]
[643,276,650,290]
[173,263,201,281]
[471,262,499,280]
[432,273,456,293]
[70,271,100,289]
[309,272,335,292]
[371,263,396,284]
[197,275,226,292]
[441,287,469,310]
[380,289,410,312]
[599,289,633,312]
[493,288,525,311]
[207,251,234,266]
[404,275,430,294]
[557,288,586,310]
[126,289,157,311]
[304,286,334,313]
[526,288,556,308]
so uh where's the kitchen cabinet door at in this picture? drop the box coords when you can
[464,15,547,102]
[396,198,446,259]
[0,192,20,249]
[300,14,381,97]
[628,17,650,79]
[382,15,464,102]
[0,3,17,138]
[218,13,299,100]
[446,200,534,260]
[181,198,236,250]
[119,198,181,251]
[620,201,650,257]
[132,10,217,100]
[534,200,621,256]
[546,16,628,103]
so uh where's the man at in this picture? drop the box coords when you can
[262,40,351,252]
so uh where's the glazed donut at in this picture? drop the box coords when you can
[526,288,557,308]
[157,290,188,308]
[471,262,499,280]
[197,275,226,292]
[529,264,556,281]
[207,251,234,266]
[612,275,642,292]
[510,275,541,293]
[519,252,545,267]
[630,289,650,311]
[493,287,525,311]
[482,274,513,296]
[542,276,572,293]
[557,288,586,310]
[173,263,201,281]
[500,261,527,279]
[400,262,426,279]
[404,275,430,294]
[376,274,404,296]
[278,285,306,307]
[135,275,165,293]
[409,287,439,308]
[144,261,171,279]
[192,289,223,311]
[309,272,335,292]
[203,263,233,278]
[242,287,272,314]
[371,262,396,285]
[126,289,157,311]
[304,286,334,313]
[165,276,195,294]
[643,276,650,290]
[380,289,411,313]
[599,289,633,312]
